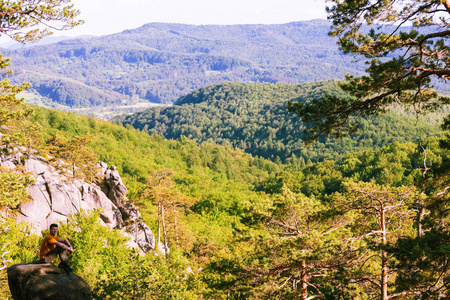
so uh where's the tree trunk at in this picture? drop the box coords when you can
[417,199,425,238]
[301,260,308,300]
[381,206,388,300]
[173,206,179,243]
[157,202,161,245]
[162,205,168,258]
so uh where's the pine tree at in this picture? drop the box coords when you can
[288,0,450,141]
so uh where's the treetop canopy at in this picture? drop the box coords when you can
[290,0,450,141]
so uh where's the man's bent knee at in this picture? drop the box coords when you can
[44,246,67,263]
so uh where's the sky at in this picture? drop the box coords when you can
[61,0,328,37]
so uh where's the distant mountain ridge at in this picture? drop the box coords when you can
[2,20,366,109]
[0,35,95,49]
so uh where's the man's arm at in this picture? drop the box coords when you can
[54,240,74,253]
[58,238,72,247]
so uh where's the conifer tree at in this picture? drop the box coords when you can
[208,185,351,299]
[141,169,197,256]
[46,134,100,180]
[337,181,415,299]
[0,0,82,209]
[288,0,450,141]
[0,0,82,147]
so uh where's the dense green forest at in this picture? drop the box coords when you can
[116,81,445,163]
[2,105,450,299]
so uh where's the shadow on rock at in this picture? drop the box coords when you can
[7,262,91,300]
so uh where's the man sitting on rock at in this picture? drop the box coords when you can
[39,223,74,272]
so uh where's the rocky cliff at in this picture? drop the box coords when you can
[0,148,155,253]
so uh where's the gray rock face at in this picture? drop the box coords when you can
[0,147,22,165]
[19,184,51,230]
[24,158,50,176]
[104,165,128,205]
[1,160,15,169]
[1,150,156,254]
[124,221,156,253]
[7,263,92,300]
[119,201,141,222]
[96,161,108,176]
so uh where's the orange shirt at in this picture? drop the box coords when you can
[39,234,60,259]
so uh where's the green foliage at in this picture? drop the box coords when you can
[255,141,430,199]
[46,134,100,180]
[137,169,198,253]
[393,228,450,298]
[0,216,40,299]
[34,106,279,198]
[56,210,133,291]
[50,210,202,299]
[0,168,35,208]
[8,104,447,298]
[289,0,450,140]
[0,0,82,43]
[206,185,351,299]
[4,2,447,298]
[117,81,443,164]
[93,247,200,300]
[0,54,41,149]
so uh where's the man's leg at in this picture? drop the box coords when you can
[44,247,68,264]
[58,247,68,264]
[44,246,72,272]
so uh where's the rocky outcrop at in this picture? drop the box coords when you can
[123,221,155,253]
[7,263,91,300]
[0,148,155,253]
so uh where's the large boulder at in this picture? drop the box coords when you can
[48,183,80,216]
[0,147,22,165]
[118,201,141,222]
[81,184,123,228]
[7,263,92,300]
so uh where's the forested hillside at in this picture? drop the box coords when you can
[2,106,448,299]
[2,1,450,298]
[4,20,449,116]
[116,81,444,163]
[2,20,365,112]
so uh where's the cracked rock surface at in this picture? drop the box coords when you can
[1,150,155,253]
